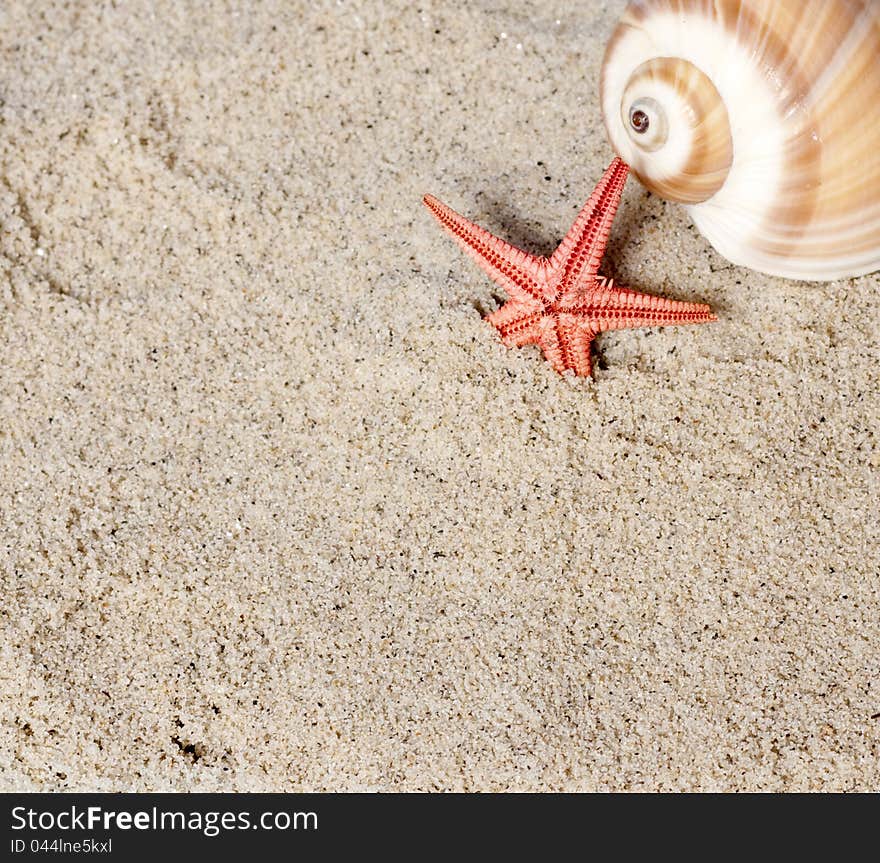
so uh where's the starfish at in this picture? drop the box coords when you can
[424,158,716,376]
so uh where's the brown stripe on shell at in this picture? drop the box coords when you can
[715,0,825,248]
[744,0,880,261]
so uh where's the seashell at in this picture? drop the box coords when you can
[600,0,880,281]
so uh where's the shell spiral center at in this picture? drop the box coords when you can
[610,57,733,205]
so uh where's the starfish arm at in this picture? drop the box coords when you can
[537,314,597,377]
[548,158,630,302]
[486,297,544,347]
[423,194,547,304]
[587,287,717,332]
[571,321,599,376]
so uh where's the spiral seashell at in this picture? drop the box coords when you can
[600,0,880,281]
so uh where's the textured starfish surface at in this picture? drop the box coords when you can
[424,158,717,376]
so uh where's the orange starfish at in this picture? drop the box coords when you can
[424,158,716,376]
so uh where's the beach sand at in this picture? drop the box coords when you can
[1,0,878,791]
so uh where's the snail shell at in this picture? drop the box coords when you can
[600,0,880,281]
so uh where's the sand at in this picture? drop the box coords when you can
[1,0,877,792]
